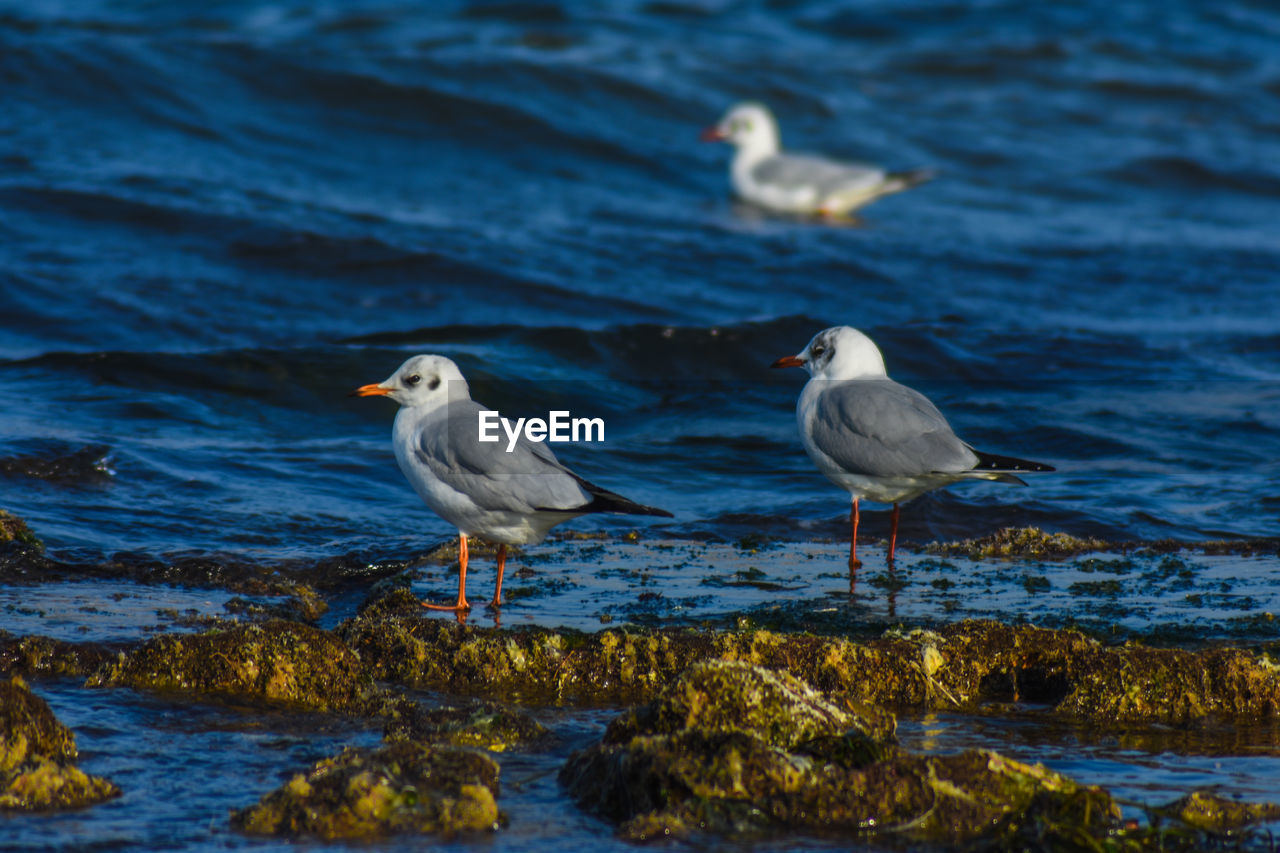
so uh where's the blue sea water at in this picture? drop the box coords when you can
[1,0,1279,849]
[1,0,1277,560]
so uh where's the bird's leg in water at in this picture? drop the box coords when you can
[887,503,901,566]
[489,544,507,608]
[422,533,472,611]
[849,497,862,573]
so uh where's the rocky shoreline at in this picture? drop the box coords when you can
[4,512,1280,847]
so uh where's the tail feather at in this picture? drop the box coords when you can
[883,168,936,193]
[972,449,1055,474]
[539,474,673,518]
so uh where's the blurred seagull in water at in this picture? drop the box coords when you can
[703,102,933,217]
[772,327,1052,569]
[353,355,671,612]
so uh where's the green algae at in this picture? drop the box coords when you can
[560,660,1122,845]
[929,526,1110,559]
[0,632,114,679]
[0,510,41,548]
[0,677,119,810]
[1168,790,1280,833]
[340,604,1280,728]
[87,620,369,711]
[231,741,502,840]
[383,701,549,752]
[602,660,895,748]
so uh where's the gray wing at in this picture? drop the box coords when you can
[752,153,884,194]
[417,402,592,514]
[810,380,979,478]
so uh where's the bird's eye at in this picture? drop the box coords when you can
[812,345,826,356]
[428,376,441,391]
[406,374,422,386]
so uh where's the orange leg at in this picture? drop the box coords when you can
[848,497,862,571]
[489,544,507,609]
[422,533,472,611]
[887,503,901,566]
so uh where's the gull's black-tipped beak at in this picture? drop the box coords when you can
[350,383,391,397]
[700,125,726,142]
[770,355,805,369]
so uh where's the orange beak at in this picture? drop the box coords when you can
[349,383,391,397]
[700,125,726,142]
[770,355,805,369]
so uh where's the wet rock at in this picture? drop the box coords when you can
[223,583,328,622]
[1168,790,1280,833]
[0,510,41,548]
[0,632,115,679]
[231,742,501,840]
[602,660,895,749]
[0,677,119,810]
[357,587,425,620]
[561,661,1119,845]
[87,620,367,711]
[928,526,1109,559]
[384,702,548,752]
[340,613,1280,726]
[903,621,1280,725]
[0,443,114,486]
[338,613,718,704]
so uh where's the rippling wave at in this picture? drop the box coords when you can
[1,0,1277,563]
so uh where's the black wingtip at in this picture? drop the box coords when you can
[579,491,675,518]
[888,167,937,189]
[539,473,674,518]
[972,449,1055,473]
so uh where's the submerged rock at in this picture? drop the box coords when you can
[87,620,368,711]
[231,742,501,840]
[0,677,119,810]
[561,660,1119,844]
[384,701,549,752]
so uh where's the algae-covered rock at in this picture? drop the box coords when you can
[0,633,115,679]
[384,701,549,752]
[1169,790,1280,833]
[928,526,1108,559]
[0,510,41,548]
[603,660,895,750]
[339,613,718,704]
[340,613,1280,727]
[561,661,1120,845]
[231,742,501,840]
[0,677,119,810]
[88,620,367,710]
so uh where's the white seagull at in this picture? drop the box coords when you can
[353,354,671,611]
[702,102,933,217]
[771,327,1052,568]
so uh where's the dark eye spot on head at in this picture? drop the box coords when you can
[428,376,441,391]
[812,344,826,356]
[406,374,421,386]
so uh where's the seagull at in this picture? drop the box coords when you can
[352,354,672,611]
[702,102,933,217]
[771,326,1053,568]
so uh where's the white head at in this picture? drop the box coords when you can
[771,326,887,380]
[351,354,471,409]
[703,102,780,158]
